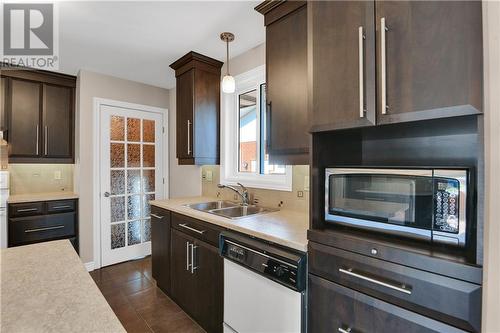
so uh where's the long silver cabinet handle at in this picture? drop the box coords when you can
[186,241,191,271]
[359,26,365,118]
[150,213,164,219]
[338,327,352,333]
[36,126,40,155]
[339,268,412,295]
[44,126,48,155]
[187,120,192,155]
[190,244,198,274]
[380,17,388,115]
[179,223,205,235]
[17,208,38,213]
[25,225,64,233]
[52,205,71,210]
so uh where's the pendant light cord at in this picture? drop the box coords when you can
[226,39,230,76]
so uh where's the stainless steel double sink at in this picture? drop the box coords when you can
[184,200,278,219]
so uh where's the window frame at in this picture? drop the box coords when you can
[220,65,293,191]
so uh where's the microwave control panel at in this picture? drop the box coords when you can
[433,178,460,234]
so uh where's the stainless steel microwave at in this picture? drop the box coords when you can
[325,168,469,247]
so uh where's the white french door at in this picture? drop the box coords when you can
[99,104,164,267]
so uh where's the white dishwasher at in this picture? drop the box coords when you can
[220,233,307,333]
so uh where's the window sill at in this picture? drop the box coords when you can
[221,166,293,192]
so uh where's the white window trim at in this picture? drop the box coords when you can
[220,65,293,192]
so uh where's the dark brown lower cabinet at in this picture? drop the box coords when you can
[195,239,224,333]
[150,206,171,294]
[170,228,223,333]
[151,209,224,333]
[308,274,467,333]
[8,199,79,252]
[171,229,199,316]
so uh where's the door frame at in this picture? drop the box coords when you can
[92,97,169,269]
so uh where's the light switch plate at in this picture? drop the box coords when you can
[206,170,213,182]
[54,171,62,180]
[304,175,310,191]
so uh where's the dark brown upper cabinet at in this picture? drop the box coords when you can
[1,69,76,163]
[42,84,74,159]
[8,78,41,158]
[376,1,482,124]
[0,77,6,131]
[256,1,309,165]
[170,52,223,165]
[309,1,377,132]
[309,1,482,132]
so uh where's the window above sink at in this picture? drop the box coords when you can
[220,65,293,191]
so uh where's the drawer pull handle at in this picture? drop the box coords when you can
[338,327,352,333]
[17,208,39,213]
[179,223,205,235]
[339,268,412,295]
[150,213,164,219]
[52,205,71,210]
[25,225,65,233]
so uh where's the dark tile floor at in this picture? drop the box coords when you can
[89,257,205,333]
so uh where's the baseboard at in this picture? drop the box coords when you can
[84,262,95,272]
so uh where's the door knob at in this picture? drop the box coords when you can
[104,192,111,197]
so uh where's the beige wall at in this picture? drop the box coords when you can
[482,1,500,331]
[202,165,309,213]
[9,164,73,194]
[222,43,265,77]
[76,70,169,264]
[168,88,202,198]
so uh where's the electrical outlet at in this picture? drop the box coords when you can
[54,171,62,180]
[297,191,304,198]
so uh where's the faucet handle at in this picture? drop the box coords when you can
[237,182,248,192]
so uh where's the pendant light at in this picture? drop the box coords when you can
[220,32,235,94]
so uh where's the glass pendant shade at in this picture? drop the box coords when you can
[222,75,235,94]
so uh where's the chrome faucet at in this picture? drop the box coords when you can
[217,183,251,206]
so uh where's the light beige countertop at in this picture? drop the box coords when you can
[7,191,79,204]
[0,240,125,333]
[151,196,309,252]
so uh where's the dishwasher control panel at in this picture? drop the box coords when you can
[220,233,306,292]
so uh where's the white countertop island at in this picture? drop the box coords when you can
[0,240,125,333]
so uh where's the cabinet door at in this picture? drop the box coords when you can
[170,229,197,317]
[151,207,170,294]
[266,4,309,164]
[194,240,223,333]
[310,1,376,132]
[0,77,6,131]
[308,274,467,333]
[176,70,194,162]
[42,84,73,159]
[8,79,41,158]
[376,1,482,124]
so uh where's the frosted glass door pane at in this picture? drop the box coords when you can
[108,113,158,252]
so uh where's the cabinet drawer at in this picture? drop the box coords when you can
[309,274,466,333]
[171,213,222,247]
[9,213,76,246]
[309,242,481,332]
[9,202,44,217]
[47,200,76,213]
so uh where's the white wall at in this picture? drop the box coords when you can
[168,88,202,197]
[76,70,169,264]
[482,1,500,331]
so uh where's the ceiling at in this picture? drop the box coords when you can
[58,1,265,89]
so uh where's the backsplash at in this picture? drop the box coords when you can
[9,164,74,194]
[201,165,309,213]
